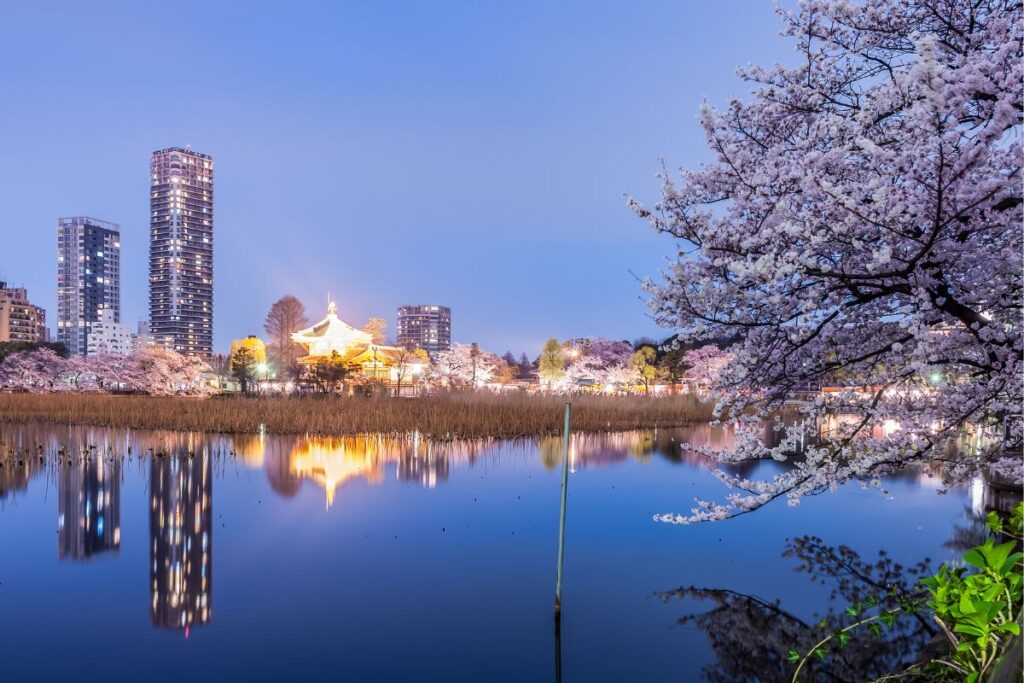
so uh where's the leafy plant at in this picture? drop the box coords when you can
[788,503,1023,682]
[919,504,1023,682]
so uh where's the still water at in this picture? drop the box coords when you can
[0,423,987,682]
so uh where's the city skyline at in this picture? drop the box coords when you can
[0,2,792,356]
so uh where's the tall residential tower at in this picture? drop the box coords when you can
[396,305,451,354]
[56,217,120,355]
[149,147,214,356]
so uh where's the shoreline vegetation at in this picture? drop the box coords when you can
[0,392,716,439]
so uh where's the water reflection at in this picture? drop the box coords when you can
[57,457,121,561]
[0,425,50,500]
[150,451,212,634]
[0,421,1007,661]
[538,426,775,479]
[252,435,486,508]
[658,535,937,682]
[289,437,386,508]
[0,456,43,501]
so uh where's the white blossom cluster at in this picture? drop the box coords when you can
[0,347,214,396]
[634,0,1023,523]
[427,343,499,389]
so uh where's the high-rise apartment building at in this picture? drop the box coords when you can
[396,305,451,353]
[0,282,47,343]
[149,147,214,356]
[56,217,120,355]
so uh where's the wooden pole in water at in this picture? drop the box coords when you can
[554,402,571,623]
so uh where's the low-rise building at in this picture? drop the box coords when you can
[86,309,134,356]
[132,321,155,353]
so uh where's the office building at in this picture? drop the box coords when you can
[56,216,121,355]
[396,305,451,353]
[149,147,214,356]
[0,282,46,343]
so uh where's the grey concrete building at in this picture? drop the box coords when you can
[56,217,120,355]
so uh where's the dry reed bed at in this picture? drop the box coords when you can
[0,392,715,439]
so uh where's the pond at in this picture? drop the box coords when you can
[0,423,994,682]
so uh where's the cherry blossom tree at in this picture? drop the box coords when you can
[682,345,734,390]
[125,347,213,396]
[555,337,637,393]
[0,349,71,392]
[599,363,635,394]
[586,338,634,367]
[631,0,1022,522]
[0,347,213,396]
[563,353,604,389]
[429,343,497,389]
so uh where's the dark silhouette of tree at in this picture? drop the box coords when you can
[0,341,68,363]
[657,536,936,682]
[303,350,351,393]
[230,347,257,393]
[517,353,533,379]
[264,295,308,365]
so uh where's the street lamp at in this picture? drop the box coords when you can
[256,362,269,390]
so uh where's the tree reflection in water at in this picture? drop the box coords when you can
[657,536,937,682]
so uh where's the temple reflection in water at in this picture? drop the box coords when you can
[150,450,212,633]
[57,458,121,561]
[240,434,484,508]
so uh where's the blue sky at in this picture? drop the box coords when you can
[0,1,792,356]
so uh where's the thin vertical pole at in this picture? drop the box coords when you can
[554,402,571,623]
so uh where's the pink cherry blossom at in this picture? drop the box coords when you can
[632,0,1023,522]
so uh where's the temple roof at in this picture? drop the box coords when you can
[349,344,404,365]
[292,301,373,348]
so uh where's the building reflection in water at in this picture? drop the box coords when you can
[289,436,386,508]
[249,434,486,508]
[150,450,212,633]
[396,437,450,488]
[57,457,121,561]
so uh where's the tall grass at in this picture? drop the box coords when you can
[0,392,715,438]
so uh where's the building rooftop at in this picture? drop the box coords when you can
[152,146,213,159]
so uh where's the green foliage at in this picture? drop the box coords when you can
[229,347,257,392]
[629,346,658,392]
[920,508,1023,681]
[538,338,565,383]
[304,350,352,393]
[788,503,1023,683]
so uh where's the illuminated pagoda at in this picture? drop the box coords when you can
[291,300,406,381]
